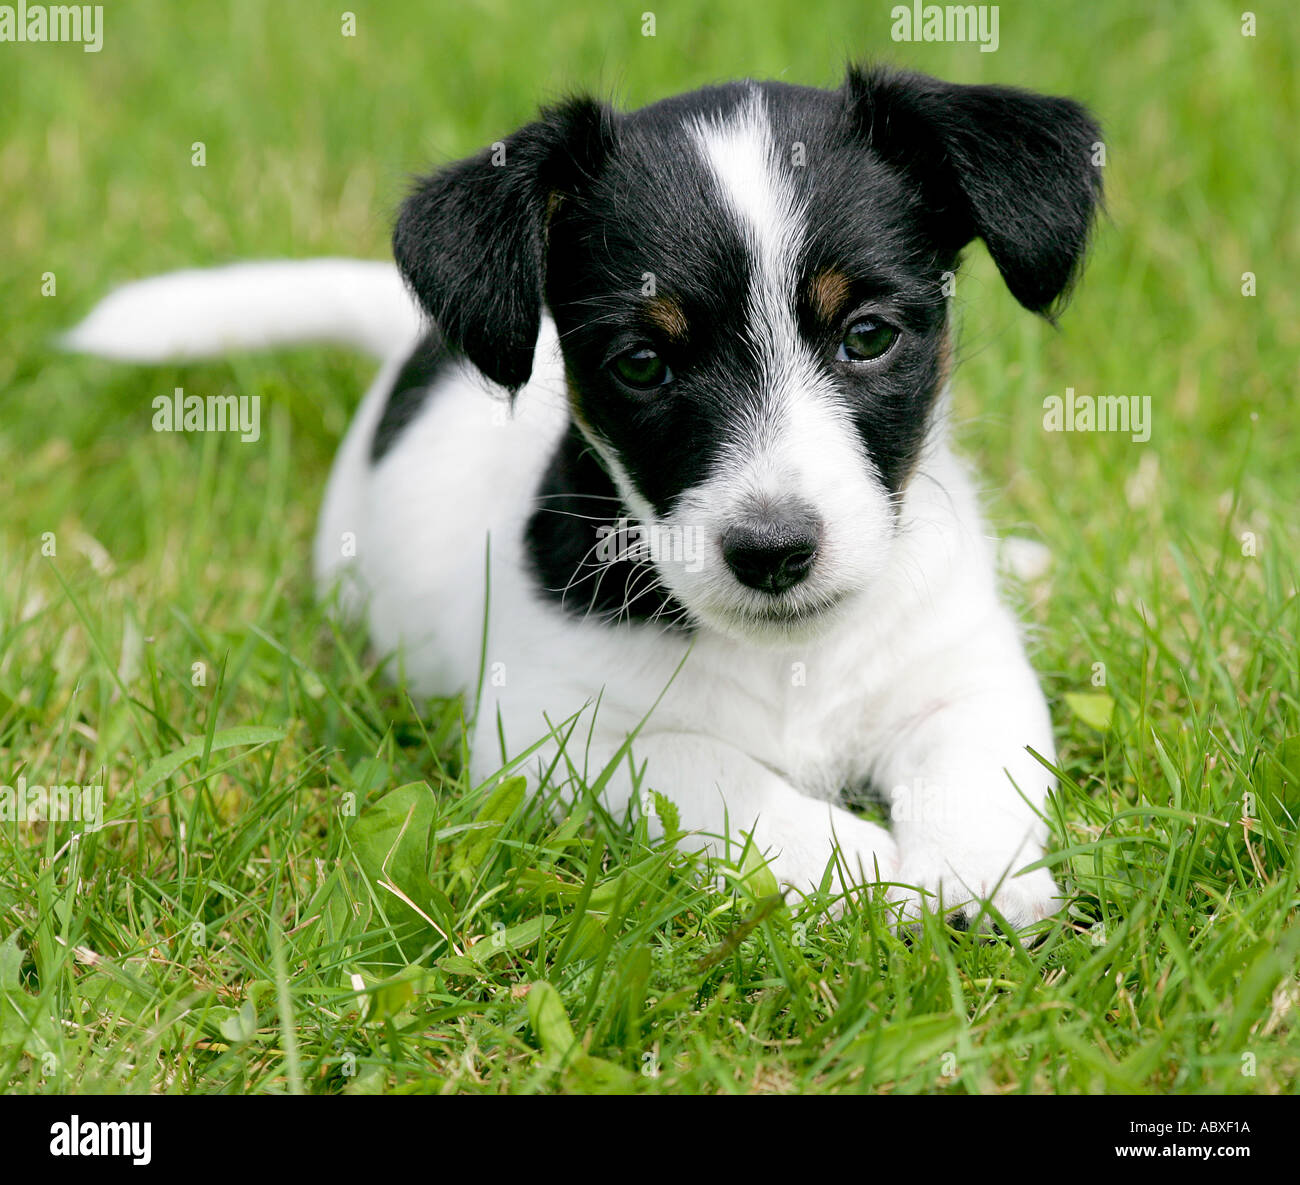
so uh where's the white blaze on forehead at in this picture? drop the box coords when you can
[686,92,855,484]
[687,89,805,285]
[687,90,807,382]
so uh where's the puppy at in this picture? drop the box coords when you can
[66,66,1102,929]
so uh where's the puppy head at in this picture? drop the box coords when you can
[394,67,1102,639]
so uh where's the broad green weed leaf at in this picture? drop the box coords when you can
[527,980,575,1056]
[1258,735,1300,821]
[136,726,286,792]
[451,775,526,883]
[1064,692,1115,731]
[462,915,555,965]
[350,781,439,924]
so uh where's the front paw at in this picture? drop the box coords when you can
[752,806,899,903]
[890,848,1062,933]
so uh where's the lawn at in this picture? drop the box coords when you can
[1,0,1297,1095]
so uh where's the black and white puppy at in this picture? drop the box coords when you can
[67,66,1102,929]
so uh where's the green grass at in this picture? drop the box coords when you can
[2,0,1298,1094]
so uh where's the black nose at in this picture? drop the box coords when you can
[722,513,821,594]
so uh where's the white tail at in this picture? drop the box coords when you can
[62,259,424,363]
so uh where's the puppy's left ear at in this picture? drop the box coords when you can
[394,97,614,390]
[845,66,1104,317]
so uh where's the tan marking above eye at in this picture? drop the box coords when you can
[566,373,595,431]
[543,191,565,244]
[808,268,852,322]
[644,296,689,342]
[937,331,953,385]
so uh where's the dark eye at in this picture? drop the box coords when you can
[610,346,672,390]
[837,318,897,363]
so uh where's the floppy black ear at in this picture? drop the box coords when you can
[394,97,614,390]
[845,66,1103,317]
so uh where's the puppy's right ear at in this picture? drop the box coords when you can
[394,97,614,391]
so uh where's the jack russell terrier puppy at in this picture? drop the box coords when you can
[67,66,1102,931]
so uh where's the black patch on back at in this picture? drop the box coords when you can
[525,423,690,628]
[370,327,451,463]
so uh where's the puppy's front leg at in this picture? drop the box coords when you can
[874,620,1062,931]
[591,733,899,900]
